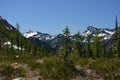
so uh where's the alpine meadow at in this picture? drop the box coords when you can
[0,0,120,80]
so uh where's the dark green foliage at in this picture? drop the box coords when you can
[63,26,71,38]
[113,16,120,57]
[15,22,20,53]
[73,31,82,57]
[58,26,71,61]
[31,44,39,56]
[20,36,23,54]
[92,32,102,58]
[102,41,107,57]
[63,26,71,57]
[118,27,120,57]
[26,40,32,52]
[86,35,92,57]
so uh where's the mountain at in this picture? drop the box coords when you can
[24,26,115,42]
[0,16,115,52]
[82,26,115,41]
[23,26,115,50]
[23,30,56,51]
[23,30,56,41]
[0,16,19,43]
[0,16,29,51]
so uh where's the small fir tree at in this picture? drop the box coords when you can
[113,16,120,57]
[58,26,71,61]
[92,32,101,58]
[73,31,82,57]
[86,35,92,57]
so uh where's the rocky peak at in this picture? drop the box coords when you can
[87,26,98,31]
[0,16,15,31]
[0,16,3,20]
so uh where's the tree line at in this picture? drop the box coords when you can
[2,17,120,59]
[59,17,120,60]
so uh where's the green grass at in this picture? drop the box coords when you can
[0,48,120,80]
[0,65,26,80]
[39,57,77,80]
[89,58,120,79]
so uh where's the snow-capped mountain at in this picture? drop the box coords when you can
[23,30,56,41]
[82,26,115,40]
[24,26,115,42]
[23,26,115,50]
[0,16,116,52]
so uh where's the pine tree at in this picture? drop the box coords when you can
[118,25,120,57]
[58,26,71,60]
[32,45,37,55]
[10,36,14,53]
[118,26,120,57]
[73,31,82,57]
[16,22,20,53]
[0,42,2,49]
[0,39,1,49]
[92,32,101,58]
[27,40,31,52]
[86,35,92,57]
[103,41,107,57]
[20,36,23,54]
[113,16,119,57]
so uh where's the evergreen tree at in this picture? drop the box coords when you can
[27,40,31,52]
[0,42,1,49]
[32,45,37,55]
[103,41,107,57]
[20,36,23,54]
[58,26,71,60]
[118,25,120,57]
[92,32,101,58]
[113,17,120,57]
[16,22,20,53]
[10,36,14,53]
[86,35,92,57]
[73,31,82,57]
[0,39,1,49]
[16,22,20,31]
[118,26,120,57]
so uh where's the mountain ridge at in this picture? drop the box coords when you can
[23,26,115,41]
[23,26,115,50]
[0,16,116,51]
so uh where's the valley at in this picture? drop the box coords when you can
[0,16,120,80]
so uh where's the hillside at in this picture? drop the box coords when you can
[0,16,28,47]
[0,16,18,43]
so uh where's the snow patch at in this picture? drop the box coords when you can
[23,32,38,38]
[4,41,25,51]
[4,41,11,45]
[104,30,114,35]
[10,26,13,30]
[98,33,106,37]
[82,30,92,37]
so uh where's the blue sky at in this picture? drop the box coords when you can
[0,0,120,34]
